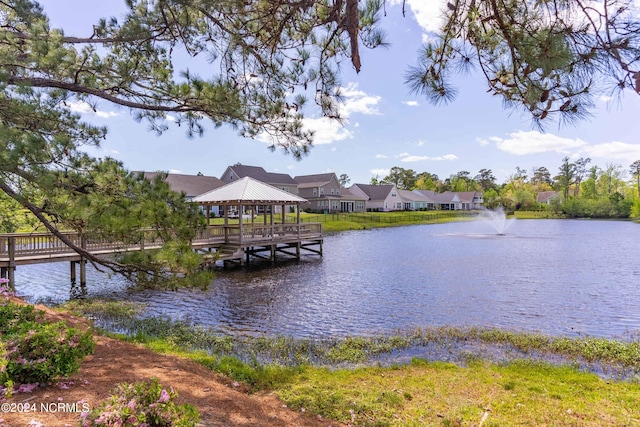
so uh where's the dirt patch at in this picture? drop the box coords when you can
[1,301,345,427]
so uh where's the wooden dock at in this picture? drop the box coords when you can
[0,223,322,288]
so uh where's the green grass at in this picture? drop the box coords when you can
[277,359,640,427]
[207,211,476,233]
[513,210,567,219]
[63,302,640,426]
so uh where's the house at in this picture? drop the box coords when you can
[220,164,298,195]
[414,190,462,210]
[220,164,299,213]
[398,189,431,210]
[294,173,366,213]
[537,191,561,205]
[141,171,226,216]
[455,191,484,210]
[141,172,225,201]
[349,184,403,211]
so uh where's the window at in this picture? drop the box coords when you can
[331,188,335,195]
[320,188,324,195]
[391,191,397,197]
[313,188,317,196]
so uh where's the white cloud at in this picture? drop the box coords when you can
[301,117,353,145]
[493,130,588,155]
[375,154,389,159]
[477,137,490,147]
[389,0,445,33]
[395,152,410,158]
[417,140,425,146]
[169,169,183,174]
[400,153,458,162]
[403,100,420,107]
[401,155,430,162]
[258,83,379,146]
[340,83,382,116]
[66,100,119,119]
[583,141,640,160]
[165,114,177,122]
[370,168,390,177]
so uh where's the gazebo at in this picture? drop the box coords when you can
[193,177,322,262]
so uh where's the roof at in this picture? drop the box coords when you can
[537,191,560,203]
[294,173,335,188]
[414,190,459,203]
[227,164,297,185]
[398,189,427,202]
[340,187,368,201]
[350,184,395,201]
[455,191,482,203]
[193,177,307,205]
[141,172,224,198]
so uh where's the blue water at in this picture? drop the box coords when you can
[13,219,640,339]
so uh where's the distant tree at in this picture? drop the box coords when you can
[454,170,473,191]
[370,175,380,185]
[581,166,601,199]
[338,173,351,187]
[381,167,417,190]
[405,0,640,128]
[482,187,500,209]
[475,168,497,191]
[630,160,640,197]
[556,157,576,200]
[599,163,624,195]
[573,157,592,196]
[415,171,439,190]
[531,166,553,188]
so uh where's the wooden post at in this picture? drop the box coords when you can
[80,235,87,286]
[297,205,301,239]
[7,236,15,291]
[70,261,76,283]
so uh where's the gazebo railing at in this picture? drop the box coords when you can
[205,223,321,244]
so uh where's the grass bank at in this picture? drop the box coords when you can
[513,210,567,219]
[62,300,640,427]
[210,211,477,233]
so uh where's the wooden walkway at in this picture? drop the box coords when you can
[0,223,322,287]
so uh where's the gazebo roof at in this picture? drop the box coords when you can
[193,176,307,205]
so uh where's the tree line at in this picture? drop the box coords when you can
[373,158,640,218]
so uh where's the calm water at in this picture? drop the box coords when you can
[13,219,640,339]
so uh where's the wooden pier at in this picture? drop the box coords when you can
[0,222,323,288]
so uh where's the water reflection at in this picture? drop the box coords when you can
[14,219,640,339]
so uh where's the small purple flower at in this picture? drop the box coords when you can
[157,389,170,403]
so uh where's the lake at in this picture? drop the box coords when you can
[13,219,640,339]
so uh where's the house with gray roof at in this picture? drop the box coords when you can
[414,190,462,210]
[220,164,298,213]
[455,191,484,210]
[220,164,298,194]
[141,172,224,200]
[294,173,366,212]
[537,191,561,205]
[349,184,403,211]
[398,189,432,210]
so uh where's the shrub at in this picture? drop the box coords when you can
[81,378,199,427]
[0,300,42,334]
[3,321,95,384]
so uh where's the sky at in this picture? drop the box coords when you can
[39,0,640,185]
